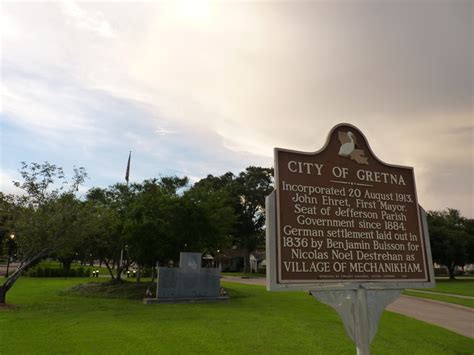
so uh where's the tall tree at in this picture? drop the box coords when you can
[84,184,133,281]
[125,177,235,268]
[125,179,182,270]
[0,192,16,257]
[194,167,274,272]
[233,167,274,272]
[181,179,236,253]
[0,162,87,304]
[428,208,474,279]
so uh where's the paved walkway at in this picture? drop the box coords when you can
[387,295,473,339]
[0,263,20,276]
[221,276,474,339]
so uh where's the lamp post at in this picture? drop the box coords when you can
[5,234,15,278]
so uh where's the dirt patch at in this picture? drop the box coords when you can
[62,280,155,300]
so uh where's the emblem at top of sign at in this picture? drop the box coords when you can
[338,130,369,165]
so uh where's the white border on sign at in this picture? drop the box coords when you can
[271,123,433,288]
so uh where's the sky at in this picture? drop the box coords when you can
[0,1,472,217]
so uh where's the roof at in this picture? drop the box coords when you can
[250,251,266,261]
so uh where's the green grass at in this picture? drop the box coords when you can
[404,290,474,308]
[424,278,474,297]
[0,278,473,354]
[405,278,474,307]
[62,280,155,299]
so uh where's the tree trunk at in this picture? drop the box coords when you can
[243,249,250,273]
[0,249,49,305]
[62,258,73,271]
[448,263,456,280]
[0,286,6,304]
[101,258,116,280]
[151,262,158,282]
[116,258,131,282]
[136,266,141,282]
[116,265,123,281]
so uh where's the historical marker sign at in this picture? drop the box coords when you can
[274,123,430,284]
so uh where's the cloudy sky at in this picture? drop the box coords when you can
[1,1,472,217]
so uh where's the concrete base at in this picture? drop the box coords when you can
[143,296,230,304]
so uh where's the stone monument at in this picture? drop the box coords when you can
[144,252,228,304]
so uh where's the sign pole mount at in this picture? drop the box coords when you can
[311,287,402,355]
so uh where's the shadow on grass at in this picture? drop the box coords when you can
[61,280,239,301]
[60,280,155,299]
[224,287,249,300]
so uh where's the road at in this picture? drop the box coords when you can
[221,276,474,339]
[0,262,20,276]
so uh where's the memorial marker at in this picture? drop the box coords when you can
[266,123,435,354]
[144,252,228,304]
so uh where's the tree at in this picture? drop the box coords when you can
[427,208,474,279]
[125,179,182,272]
[233,167,274,272]
[0,162,87,304]
[464,219,474,264]
[0,192,16,258]
[181,179,235,253]
[83,177,190,281]
[84,185,132,282]
[194,166,274,272]
[124,177,235,275]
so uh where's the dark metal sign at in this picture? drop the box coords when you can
[274,124,430,283]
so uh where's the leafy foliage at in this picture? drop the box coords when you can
[193,166,274,271]
[1,162,88,303]
[1,161,274,302]
[427,208,474,279]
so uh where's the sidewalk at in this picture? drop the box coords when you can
[0,263,20,276]
[387,295,473,339]
[221,276,474,339]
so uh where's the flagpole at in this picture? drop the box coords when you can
[125,150,131,186]
[121,150,132,274]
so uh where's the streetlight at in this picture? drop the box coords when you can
[5,234,15,278]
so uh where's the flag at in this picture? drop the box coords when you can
[125,151,131,183]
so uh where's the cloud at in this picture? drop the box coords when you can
[155,127,177,136]
[60,1,115,38]
[1,1,472,217]
[0,169,22,195]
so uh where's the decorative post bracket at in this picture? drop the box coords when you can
[311,287,402,355]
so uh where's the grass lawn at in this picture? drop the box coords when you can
[404,290,474,308]
[0,278,473,354]
[424,278,474,297]
[405,278,474,307]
